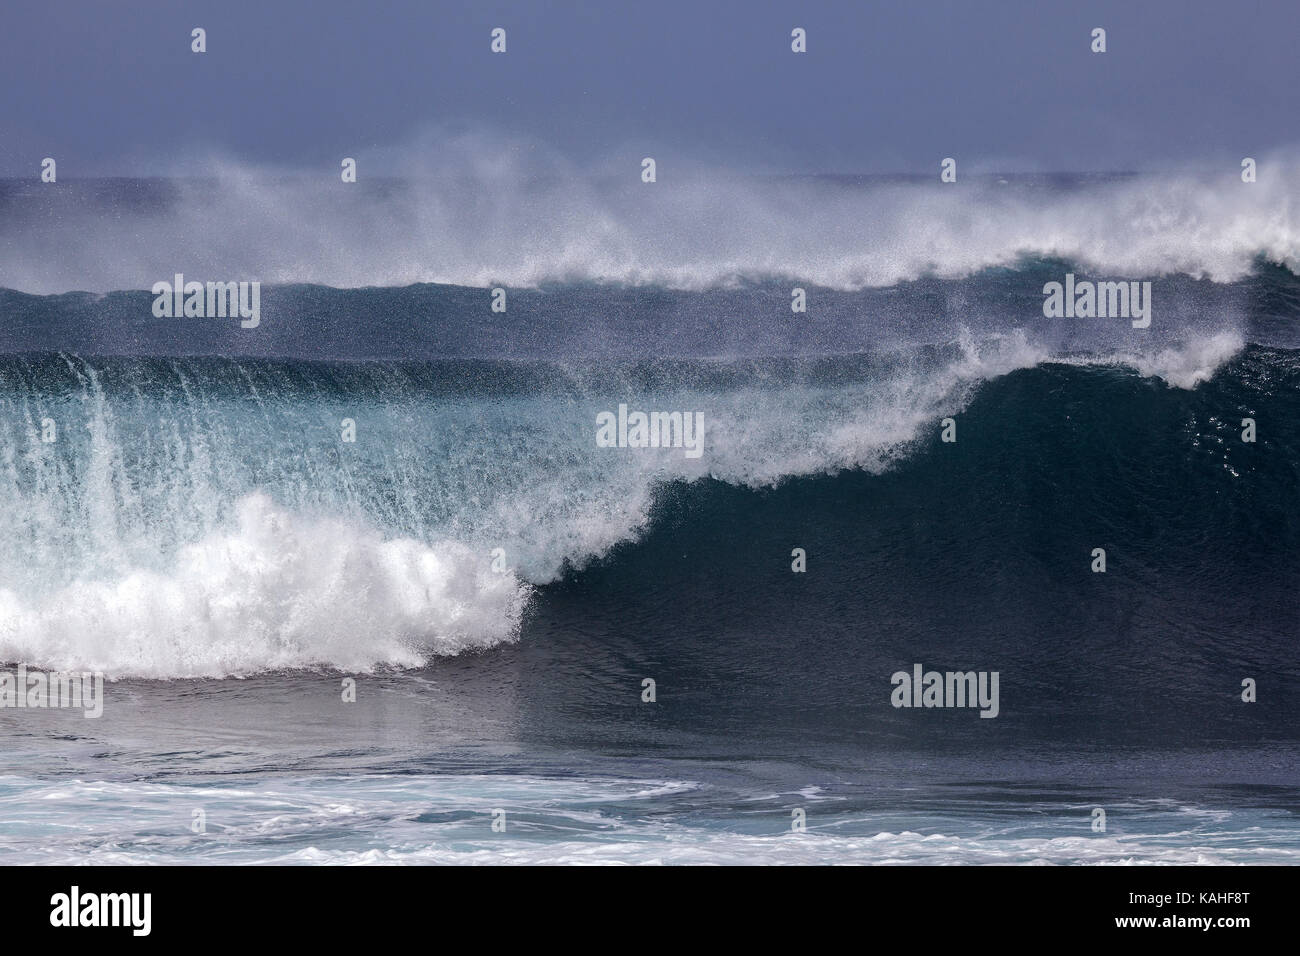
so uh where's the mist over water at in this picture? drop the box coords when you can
[1,146,1297,295]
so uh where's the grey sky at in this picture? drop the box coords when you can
[1,0,1296,176]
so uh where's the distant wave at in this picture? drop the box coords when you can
[0,265,1289,361]
[0,152,1296,295]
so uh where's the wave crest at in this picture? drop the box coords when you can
[1,144,1296,294]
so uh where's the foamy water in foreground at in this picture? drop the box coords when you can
[2,772,1296,865]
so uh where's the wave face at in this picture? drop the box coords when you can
[0,158,1297,295]
[0,337,1042,675]
[0,330,1296,679]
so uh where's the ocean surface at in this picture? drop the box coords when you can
[0,172,1296,864]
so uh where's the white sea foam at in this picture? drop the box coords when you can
[0,494,527,678]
